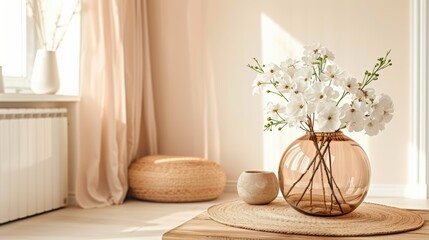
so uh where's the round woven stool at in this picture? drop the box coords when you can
[128,155,227,202]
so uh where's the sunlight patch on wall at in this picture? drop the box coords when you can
[260,13,303,174]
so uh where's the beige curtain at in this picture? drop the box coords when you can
[76,0,157,208]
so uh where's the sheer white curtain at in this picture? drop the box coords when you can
[76,0,157,208]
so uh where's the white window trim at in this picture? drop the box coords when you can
[2,0,37,92]
[410,0,429,199]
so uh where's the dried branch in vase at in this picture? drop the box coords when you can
[27,0,81,51]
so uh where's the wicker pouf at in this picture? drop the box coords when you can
[128,155,227,202]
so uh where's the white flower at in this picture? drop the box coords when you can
[324,48,335,61]
[317,104,341,132]
[293,67,313,85]
[266,102,286,120]
[281,60,299,78]
[308,82,339,103]
[286,116,302,128]
[263,63,282,81]
[303,43,326,58]
[364,118,382,136]
[276,74,294,94]
[340,102,365,132]
[302,43,326,66]
[320,65,345,86]
[347,120,365,132]
[281,58,300,70]
[302,55,318,66]
[308,82,325,101]
[292,80,309,95]
[356,88,376,102]
[302,44,335,64]
[285,94,308,122]
[252,74,267,95]
[340,102,365,123]
[342,77,360,94]
[371,94,394,123]
[284,68,297,78]
[324,86,340,99]
[315,99,333,113]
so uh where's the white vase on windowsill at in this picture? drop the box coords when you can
[30,49,60,94]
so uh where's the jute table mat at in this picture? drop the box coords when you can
[207,199,424,237]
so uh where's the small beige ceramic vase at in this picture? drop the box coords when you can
[237,171,279,205]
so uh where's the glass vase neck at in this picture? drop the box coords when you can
[305,131,345,141]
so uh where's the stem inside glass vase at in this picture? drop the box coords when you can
[285,132,347,214]
[278,115,372,216]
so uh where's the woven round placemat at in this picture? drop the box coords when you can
[207,199,424,237]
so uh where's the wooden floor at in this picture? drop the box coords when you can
[0,193,428,240]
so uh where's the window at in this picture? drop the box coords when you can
[0,0,80,95]
[0,0,36,90]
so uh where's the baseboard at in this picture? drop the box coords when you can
[368,183,428,199]
[367,184,407,198]
[225,180,428,199]
[225,180,238,193]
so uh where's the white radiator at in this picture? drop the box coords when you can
[0,108,68,224]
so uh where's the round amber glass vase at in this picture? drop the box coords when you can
[278,131,370,216]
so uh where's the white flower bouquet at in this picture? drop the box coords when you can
[248,44,394,216]
[248,43,394,136]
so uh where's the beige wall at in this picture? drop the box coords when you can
[148,0,411,187]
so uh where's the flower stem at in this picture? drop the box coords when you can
[294,139,331,207]
[311,134,344,214]
[284,138,328,197]
[336,91,348,106]
[268,90,289,102]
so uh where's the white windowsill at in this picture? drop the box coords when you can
[0,93,80,102]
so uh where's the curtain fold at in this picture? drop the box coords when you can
[76,0,157,208]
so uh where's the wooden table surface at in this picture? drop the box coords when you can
[163,209,429,239]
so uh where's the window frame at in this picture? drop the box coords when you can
[2,0,37,92]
